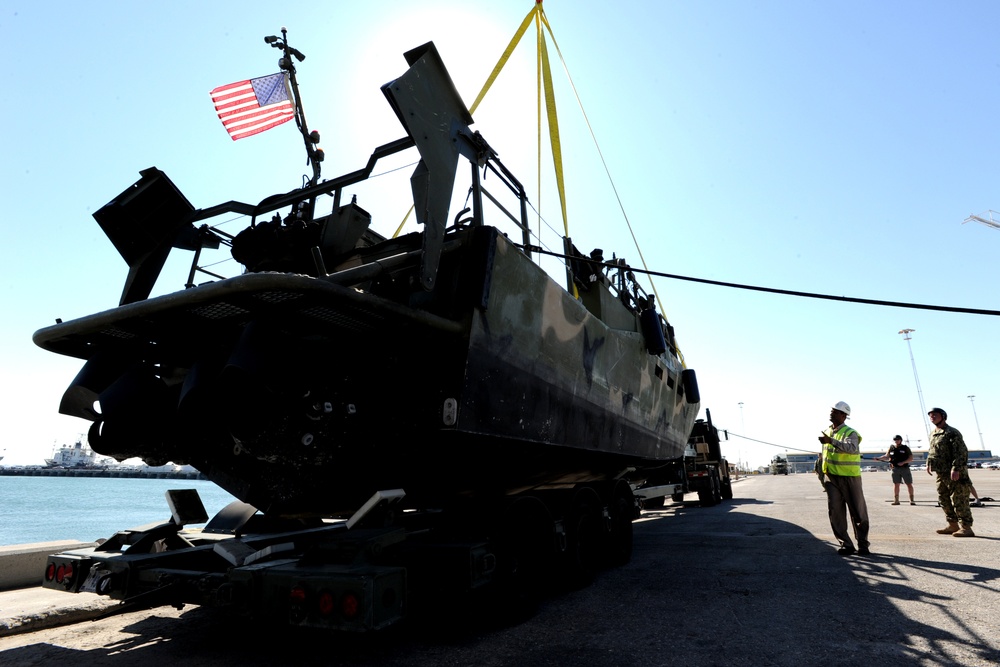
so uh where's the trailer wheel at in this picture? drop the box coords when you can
[605,482,635,567]
[721,477,734,500]
[562,487,603,588]
[490,496,553,622]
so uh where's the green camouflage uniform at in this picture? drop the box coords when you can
[927,424,973,527]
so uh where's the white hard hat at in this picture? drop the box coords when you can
[832,401,851,416]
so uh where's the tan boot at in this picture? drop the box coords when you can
[936,521,960,534]
[891,498,900,505]
[909,497,916,505]
[953,525,975,538]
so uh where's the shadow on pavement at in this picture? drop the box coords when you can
[2,500,998,667]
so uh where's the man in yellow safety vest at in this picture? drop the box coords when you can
[818,401,870,556]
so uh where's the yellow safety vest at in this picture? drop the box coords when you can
[822,425,862,476]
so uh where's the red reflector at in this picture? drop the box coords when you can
[289,586,307,604]
[46,563,56,581]
[64,563,74,582]
[56,564,67,584]
[341,592,360,619]
[317,590,335,616]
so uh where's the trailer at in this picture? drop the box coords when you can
[41,483,640,631]
[634,409,733,509]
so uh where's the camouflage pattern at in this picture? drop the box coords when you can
[927,424,969,475]
[465,233,698,461]
[936,476,973,526]
[928,424,973,526]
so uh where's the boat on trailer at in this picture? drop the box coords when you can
[33,40,699,519]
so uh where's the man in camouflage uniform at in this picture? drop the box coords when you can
[925,407,974,537]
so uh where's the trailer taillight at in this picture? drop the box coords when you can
[288,585,308,624]
[317,590,335,616]
[290,586,360,622]
[289,586,307,604]
[341,592,360,619]
[56,563,74,584]
[43,555,90,592]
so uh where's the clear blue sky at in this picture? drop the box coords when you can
[2,1,998,469]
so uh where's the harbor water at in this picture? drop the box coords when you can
[0,476,239,546]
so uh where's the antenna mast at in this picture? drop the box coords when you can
[265,28,324,188]
[962,210,1000,231]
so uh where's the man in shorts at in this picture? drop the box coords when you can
[876,435,914,505]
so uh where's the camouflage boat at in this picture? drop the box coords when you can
[33,42,699,517]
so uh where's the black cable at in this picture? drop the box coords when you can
[726,432,817,455]
[523,246,1000,317]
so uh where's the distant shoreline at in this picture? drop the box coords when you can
[0,467,207,480]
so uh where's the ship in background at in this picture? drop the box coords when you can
[44,438,116,469]
[43,437,194,473]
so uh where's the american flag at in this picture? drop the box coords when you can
[210,72,295,141]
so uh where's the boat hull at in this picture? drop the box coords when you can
[35,226,696,516]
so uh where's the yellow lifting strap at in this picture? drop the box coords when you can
[470,2,569,238]
[391,205,413,240]
[392,8,539,242]
[468,3,687,365]
[395,5,545,242]
[469,6,535,115]
[539,15,568,239]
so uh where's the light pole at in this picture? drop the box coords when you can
[899,329,931,435]
[738,402,745,472]
[968,395,985,449]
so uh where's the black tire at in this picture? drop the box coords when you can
[698,473,720,507]
[489,496,554,622]
[562,487,603,588]
[712,471,723,504]
[605,483,635,567]
[721,477,734,500]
